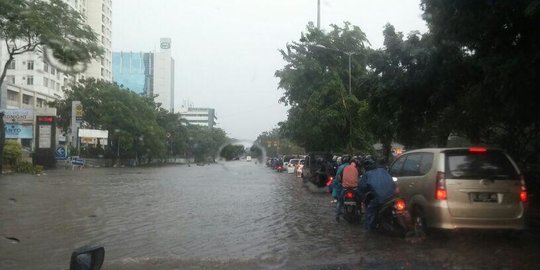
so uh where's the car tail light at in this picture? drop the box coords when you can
[325,176,333,187]
[520,175,528,203]
[469,147,487,153]
[436,171,447,200]
[394,198,406,211]
[345,191,354,199]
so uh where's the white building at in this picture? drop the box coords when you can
[179,106,217,128]
[84,0,113,82]
[153,38,175,111]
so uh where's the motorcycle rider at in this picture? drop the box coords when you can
[330,155,350,201]
[336,157,360,222]
[358,156,396,230]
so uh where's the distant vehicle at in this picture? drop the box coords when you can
[287,159,301,174]
[389,147,527,235]
[246,156,252,162]
[302,152,334,187]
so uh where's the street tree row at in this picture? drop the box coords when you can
[51,79,230,164]
[275,0,540,165]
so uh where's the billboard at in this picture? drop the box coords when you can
[1,109,33,124]
[4,124,33,139]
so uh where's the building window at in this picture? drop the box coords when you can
[43,77,49,87]
[7,60,15,69]
[27,76,34,85]
[56,82,60,91]
[57,72,60,80]
[27,60,34,70]
[22,94,32,105]
[36,98,45,108]
[44,62,49,72]
[6,75,15,84]
[51,67,56,75]
[7,90,18,101]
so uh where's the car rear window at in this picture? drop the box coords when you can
[445,150,518,180]
[290,160,299,165]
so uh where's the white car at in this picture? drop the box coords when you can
[246,156,252,162]
[287,159,301,174]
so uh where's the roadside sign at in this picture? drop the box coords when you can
[75,104,83,122]
[72,159,85,166]
[55,146,67,160]
[1,109,33,123]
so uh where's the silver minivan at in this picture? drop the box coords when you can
[389,147,528,233]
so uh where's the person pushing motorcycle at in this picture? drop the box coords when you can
[358,156,396,230]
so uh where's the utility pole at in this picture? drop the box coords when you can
[317,0,321,29]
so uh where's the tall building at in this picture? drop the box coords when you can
[112,38,175,111]
[179,106,217,128]
[85,0,113,82]
[112,52,154,95]
[153,38,175,111]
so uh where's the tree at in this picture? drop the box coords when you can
[421,0,540,163]
[254,128,304,158]
[0,0,103,173]
[275,22,373,153]
[51,79,167,164]
[186,125,228,163]
[0,0,103,91]
[220,144,245,161]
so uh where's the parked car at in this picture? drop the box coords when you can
[287,159,300,174]
[388,147,527,234]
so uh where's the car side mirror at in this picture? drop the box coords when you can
[69,246,105,270]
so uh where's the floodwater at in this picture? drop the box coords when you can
[1,161,539,269]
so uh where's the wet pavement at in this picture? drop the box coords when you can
[1,161,540,270]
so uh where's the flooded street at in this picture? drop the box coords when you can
[1,161,540,270]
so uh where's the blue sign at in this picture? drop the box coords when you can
[55,146,68,160]
[5,124,32,139]
[72,159,85,166]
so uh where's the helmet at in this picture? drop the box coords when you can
[351,156,361,165]
[361,155,375,168]
[341,155,350,164]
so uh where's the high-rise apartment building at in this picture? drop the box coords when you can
[85,0,113,81]
[112,38,175,111]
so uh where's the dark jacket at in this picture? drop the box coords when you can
[358,166,396,203]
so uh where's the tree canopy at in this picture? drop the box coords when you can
[275,22,373,153]
[276,2,540,164]
[51,79,230,164]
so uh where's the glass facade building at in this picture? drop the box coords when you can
[112,52,154,95]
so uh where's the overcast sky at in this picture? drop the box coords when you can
[112,0,427,141]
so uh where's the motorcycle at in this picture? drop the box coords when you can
[342,188,362,223]
[364,192,411,236]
